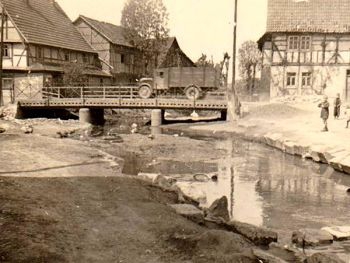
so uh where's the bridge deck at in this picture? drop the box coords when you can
[18,98,227,110]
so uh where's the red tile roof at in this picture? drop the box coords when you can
[267,0,350,33]
[2,0,96,53]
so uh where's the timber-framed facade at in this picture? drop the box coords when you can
[0,0,109,104]
[74,15,195,84]
[258,0,350,100]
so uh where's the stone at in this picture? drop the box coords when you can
[338,156,350,175]
[322,226,350,240]
[291,229,333,247]
[226,221,278,246]
[252,249,289,263]
[21,125,33,134]
[137,173,175,188]
[137,173,160,183]
[154,175,176,189]
[169,204,204,224]
[56,130,69,138]
[323,148,348,164]
[283,141,297,155]
[329,153,350,172]
[205,196,230,222]
[305,252,345,263]
[0,127,5,133]
[175,182,207,204]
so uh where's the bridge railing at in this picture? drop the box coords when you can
[42,85,140,99]
[41,85,227,101]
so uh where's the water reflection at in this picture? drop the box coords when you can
[197,137,350,246]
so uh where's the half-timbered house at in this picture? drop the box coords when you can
[74,15,195,83]
[0,0,109,103]
[258,0,350,99]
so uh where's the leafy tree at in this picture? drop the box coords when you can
[63,63,87,87]
[195,53,214,67]
[238,41,262,95]
[121,0,169,75]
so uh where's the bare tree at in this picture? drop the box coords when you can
[121,0,169,75]
[238,41,262,96]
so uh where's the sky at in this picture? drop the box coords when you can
[56,0,268,66]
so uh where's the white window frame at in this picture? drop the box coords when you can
[302,72,312,87]
[287,72,297,86]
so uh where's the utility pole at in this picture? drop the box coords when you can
[230,0,239,119]
[0,9,5,106]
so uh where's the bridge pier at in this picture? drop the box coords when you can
[79,108,105,125]
[151,109,165,127]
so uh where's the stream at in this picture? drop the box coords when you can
[93,117,350,260]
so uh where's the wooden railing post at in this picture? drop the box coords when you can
[103,86,106,99]
[58,87,61,99]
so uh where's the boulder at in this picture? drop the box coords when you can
[226,221,278,246]
[322,226,350,240]
[205,196,230,222]
[175,182,207,204]
[252,249,289,263]
[169,204,204,224]
[291,229,333,247]
[0,127,5,133]
[305,252,345,263]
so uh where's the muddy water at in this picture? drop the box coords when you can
[99,119,350,259]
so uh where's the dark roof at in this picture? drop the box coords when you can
[267,0,350,33]
[1,0,96,53]
[155,37,195,67]
[76,15,133,47]
[75,15,194,66]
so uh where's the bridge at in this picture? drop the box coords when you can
[17,86,228,125]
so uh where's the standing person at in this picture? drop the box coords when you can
[345,105,350,128]
[318,95,329,132]
[334,93,341,119]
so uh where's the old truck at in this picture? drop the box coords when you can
[137,66,222,100]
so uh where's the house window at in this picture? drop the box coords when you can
[121,54,125,64]
[64,52,70,61]
[37,47,43,59]
[302,72,312,86]
[82,54,88,63]
[44,48,51,58]
[287,72,297,86]
[288,36,299,50]
[300,36,311,50]
[3,44,10,58]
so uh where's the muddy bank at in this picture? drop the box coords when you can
[0,119,282,263]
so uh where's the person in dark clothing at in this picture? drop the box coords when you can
[334,93,341,119]
[318,95,329,132]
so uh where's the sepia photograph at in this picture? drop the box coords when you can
[0,0,350,262]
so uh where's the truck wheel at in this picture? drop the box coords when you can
[185,85,201,100]
[138,85,153,99]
